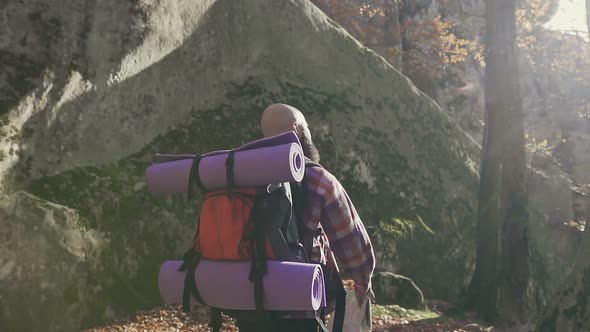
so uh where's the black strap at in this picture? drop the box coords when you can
[248,188,269,331]
[253,272,265,330]
[331,279,347,332]
[178,249,205,312]
[225,150,236,191]
[183,156,205,310]
[266,183,302,261]
[209,308,222,332]
[187,155,205,200]
[268,221,296,261]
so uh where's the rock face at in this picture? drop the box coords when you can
[536,237,590,332]
[0,0,481,331]
[0,192,109,331]
[372,272,424,309]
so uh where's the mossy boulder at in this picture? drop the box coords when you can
[372,272,424,309]
[0,0,481,330]
[0,191,110,331]
[536,236,590,332]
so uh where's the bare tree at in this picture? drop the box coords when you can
[467,0,529,324]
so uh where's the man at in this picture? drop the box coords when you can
[235,103,376,331]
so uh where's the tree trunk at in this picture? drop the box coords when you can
[467,0,529,324]
[494,0,529,323]
[466,84,503,321]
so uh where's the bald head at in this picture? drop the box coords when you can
[260,103,308,137]
[261,103,320,162]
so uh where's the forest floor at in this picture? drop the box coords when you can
[85,300,494,332]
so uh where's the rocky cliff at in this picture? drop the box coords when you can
[0,0,480,331]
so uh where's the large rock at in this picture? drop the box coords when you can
[372,272,424,309]
[0,192,108,331]
[536,236,590,332]
[0,0,481,330]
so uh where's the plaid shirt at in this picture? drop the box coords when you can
[301,165,376,296]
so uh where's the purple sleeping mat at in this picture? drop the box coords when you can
[159,260,326,311]
[146,131,305,193]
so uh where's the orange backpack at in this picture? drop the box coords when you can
[178,155,344,332]
[197,187,275,260]
[190,182,309,263]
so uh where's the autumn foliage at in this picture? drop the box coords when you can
[311,0,589,194]
[309,0,481,81]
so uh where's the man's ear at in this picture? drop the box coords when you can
[292,122,299,134]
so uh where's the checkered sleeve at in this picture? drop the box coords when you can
[307,167,376,296]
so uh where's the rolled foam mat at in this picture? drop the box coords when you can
[159,260,326,311]
[145,132,305,193]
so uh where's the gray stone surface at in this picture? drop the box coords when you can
[372,271,424,309]
[0,0,482,330]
